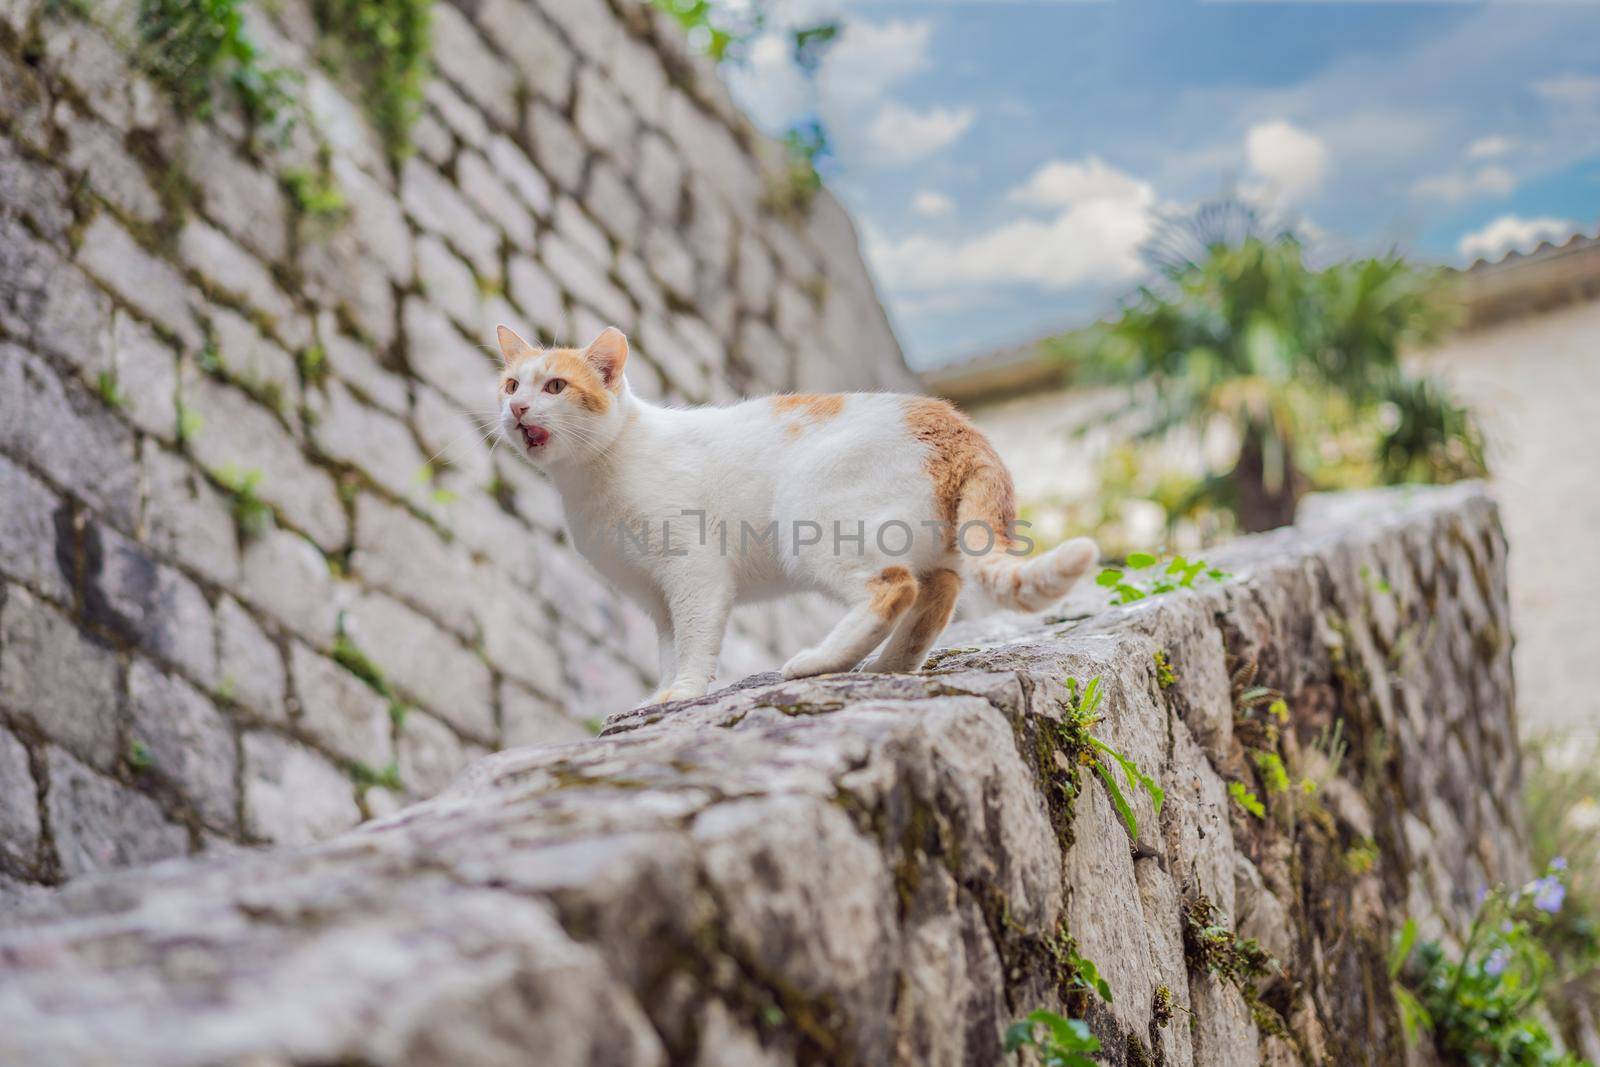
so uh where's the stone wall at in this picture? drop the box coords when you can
[0,0,914,889]
[0,485,1531,1065]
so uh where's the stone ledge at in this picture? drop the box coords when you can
[0,484,1522,1066]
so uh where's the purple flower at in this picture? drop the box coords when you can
[1531,875,1566,914]
[1551,857,1568,872]
[1484,947,1510,977]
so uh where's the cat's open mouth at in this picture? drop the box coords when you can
[520,424,550,450]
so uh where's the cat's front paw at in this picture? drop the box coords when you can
[638,685,704,708]
[781,647,840,679]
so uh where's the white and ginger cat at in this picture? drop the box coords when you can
[495,324,1098,705]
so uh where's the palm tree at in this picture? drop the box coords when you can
[1050,201,1481,533]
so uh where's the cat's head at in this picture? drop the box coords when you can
[496,324,631,467]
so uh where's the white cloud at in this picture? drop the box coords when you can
[1466,135,1514,160]
[1532,73,1600,108]
[820,20,934,108]
[726,32,812,131]
[867,158,1156,292]
[1009,156,1151,209]
[1244,120,1329,204]
[859,102,976,167]
[912,191,956,217]
[1457,214,1578,261]
[1411,164,1517,203]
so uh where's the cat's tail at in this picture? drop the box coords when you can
[958,466,1098,613]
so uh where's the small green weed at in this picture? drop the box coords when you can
[176,403,203,444]
[126,739,154,772]
[1153,648,1177,690]
[216,465,272,537]
[349,760,402,790]
[1058,676,1165,843]
[1254,750,1290,794]
[282,166,347,220]
[1229,779,1265,818]
[1097,552,1228,605]
[96,370,127,409]
[1004,1010,1100,1067]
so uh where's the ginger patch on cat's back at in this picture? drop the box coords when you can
[771,393,846,437]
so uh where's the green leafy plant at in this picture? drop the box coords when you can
[216,465,272,537]
[1229,779,1265,818]
[350,760,403,790]
[1048,199,1482,533]
[126,739,154,772]
[1254,750,1290,794]
[312,0,432,161]
[1004,1010,1101,1067]
[1096,552,1228,605]
[176,403,203,445]
[136,0,295,135]
[1058,676,1164,843]
[282,166,347,220]
[1184,895,1285,1034]
[1392,862,1590,1066]
[1152,649,1177,690]
[96,370,127,409]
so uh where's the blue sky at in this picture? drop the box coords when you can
[723,1,1600,367]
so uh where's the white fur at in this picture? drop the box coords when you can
[498,332,1092,705]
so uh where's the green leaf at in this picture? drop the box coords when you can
[1389,917,1418,979]
[1127,551,1158,569]
[1095,567,1123,588]
[1229,780,1265,818]
[1093,758,1139,841]
[1002,1020,1034,1053]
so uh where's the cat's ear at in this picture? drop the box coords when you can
[583,327,628,390]
[496,324,536,365]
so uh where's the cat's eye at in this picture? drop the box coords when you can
[544,379,566,395]
[503,379,517,395]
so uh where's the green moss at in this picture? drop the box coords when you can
[311,0,432,161]
[282,166,347,221]
[215,465,273,538]
[96,370,127,409]
[136,0,294,136]
[349,760,402,790]
[1153,648,1177,690]
[126,739,154,772]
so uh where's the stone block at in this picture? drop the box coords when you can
[458,149,536,248]
[88,522,217,684]
[0,589,120,771]
[75,214,202,350]
[0,220,112,369]
[303,70,387,177]
[241,730,360,845]
[343,591,494,740]
[553,196,613,266]
[507,256,569,340]
[526,101,587,194]
[351,493,479,638]
[585,160,645,248]
[297,226,398,349]
[401,296,497,413]
[415,234,484,334]
[317,313,409,416]
[289,642,393,767]
[102,310,182,441]
[500,679,589,748]
[183,375,348,551]
[396,708,468,797]
[401,157,501,280]
[423,77,489,149]
[216,595,287,721]
[487,134,554,219]
[573,68,637,172]
[412,383,495,487]
[44,747,189,879]
[180,124,289,264]
[141,445,240,587]
[475,0,574,108]
[178,220,306,349]
[239,527,339,647]
[635,131,683,222]
[0,453,69,602]
[426,3,520,130]
[735,234,776,317]
[56,104,161,224]
[0,728,39,870]
[209,308,299,421]
[127,659,238,831]
[540,232,632,331]
[307,379,428,504]
[477,579,564,694]
[329,155,414,284]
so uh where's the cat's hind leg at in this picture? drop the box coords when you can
[781,566,918,679]
[863,568,962,674]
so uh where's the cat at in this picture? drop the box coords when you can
[494,324,1098,706]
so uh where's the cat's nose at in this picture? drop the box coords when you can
[510,398,530,422]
